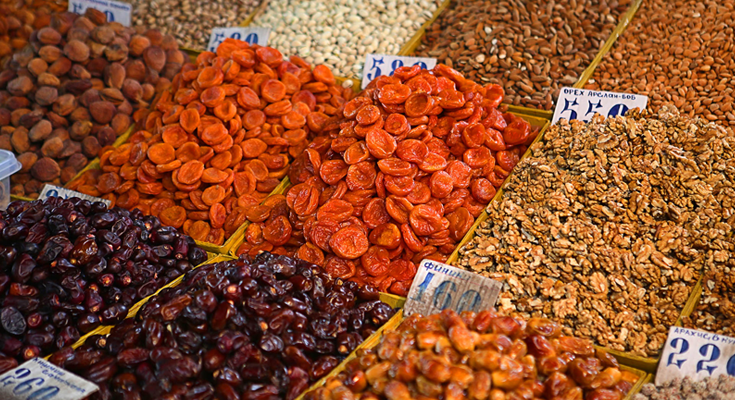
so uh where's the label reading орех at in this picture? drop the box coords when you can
[656,326,735,386]
[361,55,437,89]
[552,87,648,124]
[0,358,98,400]
[68,0,131,26]
[403,259,502,317]
[207,27,270,53]
[38,184,111,207]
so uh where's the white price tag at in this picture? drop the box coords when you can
[656,326,735,386]
[0,358,98,400]
[552,87,648,124]
[68,0,131,26]
[361,54,437,89]
[404,259,502,317]
[207,27,270,52]
[38,184,111,206]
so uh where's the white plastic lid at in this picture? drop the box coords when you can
[0,150,22,180]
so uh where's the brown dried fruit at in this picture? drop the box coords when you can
[29,120,53,142]
[124,59,147,82]
[0,134,11,151]
[7,76,33,96]
[67,27,90,42]
[10,127,29,153]
[79,89,101,107]
[128,35,150,56]
[48,128,70,142]
[38,46,63,63]
[104,62,126,89]
[69,106,91,122]
[82,135,101,158]
[63,79,93,96]
[69,120,93,141]
[37,27,62,45]
[91,25,115,44]
[141,83,155,101]
[122,79,142,102]
[104,43,128,61]
[143,45,165,72]
[27,58,48,76]
[64,39,90,63]
[97,126,116,146]
[84,8,107,25]
[58,139,82,158]
[17,152,38,173]
[111,113,130,134]
[41,136,63,157]
[60,166,77,183]
[52,93,77,116]
[37,73,61,87]
[66,153,88,171]
[47,57,72,76]
[31,156,60,181]
[35,86,58,106]
[100,88,125,104]
[89,100,116,124]
[69,64,92,80]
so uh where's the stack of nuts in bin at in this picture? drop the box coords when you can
[0,8,187,198]
[0,196,207,371]
[0,0,61,61]
[236,64,538,296]
[50,252,397,400]
[305,309,640,400]
[69,38,353,246]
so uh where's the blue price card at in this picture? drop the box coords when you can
[404,259,502,317]
[552,87,648,124]
[0,358,98,400]
[38,184,111,207]
[68,0,131,26]
[656,326,735,385]
[207,27,271,53]
[361,54,437,89]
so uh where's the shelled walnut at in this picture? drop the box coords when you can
[683,263,735,336]
[457,106,735,357]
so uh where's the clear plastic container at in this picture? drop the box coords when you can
[0,150,21,210]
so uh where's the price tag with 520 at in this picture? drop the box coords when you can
[361,54,437,89]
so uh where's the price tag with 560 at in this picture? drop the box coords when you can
[361,54,437,89]
[0,358,98,400]
[403,260,502,316]
[207,27,270,53]
[656,326,735,385]
[552,87,648,124]
[68,0,131,26]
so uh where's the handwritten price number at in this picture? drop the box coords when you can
[409,272,483,313]
[366,57,429,81]
[70,2,115,22]
[557,98,632,122]
[209,31,260,52]
[0,368,60,400]
[666,338,735,376]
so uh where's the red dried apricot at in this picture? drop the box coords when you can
[329,225,369,259]
[159,205,186,228]
[365,129,397,159]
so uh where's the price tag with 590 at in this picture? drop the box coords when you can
[0,358,98,400]
[207,27,270,53]
[656,326,735,385]
[68,0,131,26]
[403,260,502,316]
[552,87,648,124]
[361,54,437,89]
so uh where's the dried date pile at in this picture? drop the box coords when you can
[304,309,639,400]
[236,64,539,296]
[1,9,187,198]
[683,262,735,336]
[633,375,735,400]
[69,38,352,246]
[0,196,207,370]
[457,106,735,357]
[50,252,397,400]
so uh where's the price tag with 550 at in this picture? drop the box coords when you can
[207,27,270,53]
[0,358,98,400]
[403,260,502,316]
[656,326,735,385]
[552,87,648,124]
[361,54,437,89]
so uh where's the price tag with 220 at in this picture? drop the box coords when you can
[361,55,437,89]
[207,27,270,53]
[656,326,735,385]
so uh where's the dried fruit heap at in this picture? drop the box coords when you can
[0,0,62,60]
[457,106,735,357]
[50,252,397,400]
[1,9,187,197]
[237,64,538,296]
[305,309,639,400]
[0,197,207,369]
[70,39,353,246]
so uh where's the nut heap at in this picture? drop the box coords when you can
[304,309,640,400]
[587,0,735,127]
[682,263,735,336]
[50,252,397,400]
[252,0,441,79]
[0,196,208,369]
[633,375,735,400]
[69,39,353,246]
[130,0,262,50]
[415,0,630,109]
[457,106,735,357]
[0,9,188,198]
[0,0,61,60]
[237,64,538,297]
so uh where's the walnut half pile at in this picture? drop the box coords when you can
[456,106,735,357]
[683,263,735,336]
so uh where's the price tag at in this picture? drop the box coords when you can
[207,27,270,52]
[552,87,648,124]
[68,0,131,26]
[361,54,437,89]
[38,185,111,207]
[0,358,98,400]
[404,259,502,317]
[656,326,735,386]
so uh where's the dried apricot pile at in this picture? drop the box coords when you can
[237,64,538,295]
[70,38,352,246]
[0,0,64,61]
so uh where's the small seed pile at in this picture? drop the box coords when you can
[683,263,735,337]
[415,0,630,110]
[587,0,735,127]
[252,0,440,79]
[129,0,261,50]
[456,106,735,357]
[633,375,735,400]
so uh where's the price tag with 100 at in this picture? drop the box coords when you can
[361,54,437,89]
[0,358,98,400]
[656,326,735,385]
[207,27,270,53]
[403,259,502,316]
